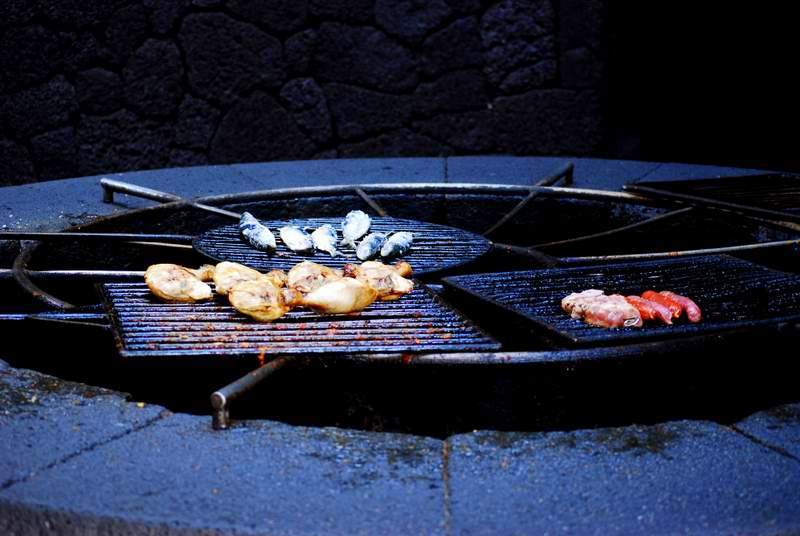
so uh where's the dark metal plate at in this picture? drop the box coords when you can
[442,255,800,346]
[193,217,491,276]
[100,283,500,359]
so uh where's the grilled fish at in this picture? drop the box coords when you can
[239,212,276,252]
[279,226,314,254]
[311,224,344,257]
[356,232,387,261]
[380,231,413,258]
[341,210,371,248]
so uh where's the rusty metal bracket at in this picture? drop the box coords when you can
[210,355,300,430]
[354,187,389,217]
[483,161,574,237]
[11,241,76,310]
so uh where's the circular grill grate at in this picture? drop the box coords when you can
[193,217,492,275]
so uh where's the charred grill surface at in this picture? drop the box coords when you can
[628,174,800,213]
[443,255,800,345]
[194,217,491,275]
[101,283,499,361]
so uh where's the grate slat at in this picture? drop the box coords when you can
[442,255,800,346]
[193,217,491,275]
[101,284,500,358]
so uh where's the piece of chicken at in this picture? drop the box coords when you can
[191,264,216,282]
[145,263,213,302]
[301,277,377,314]
[287,260,343,295]
[342,261,414,301]
[227,278,302,322]
[213,261,287,296]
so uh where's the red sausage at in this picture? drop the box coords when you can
[625,296,673,325]
[659,291,702,323]
[641,290,682,319]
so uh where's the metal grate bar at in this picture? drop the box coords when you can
[101,283,500,358]
[193,217,491,275]
[443,255,800,346]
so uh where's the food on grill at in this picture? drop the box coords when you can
[381,231,413,258]
[343,260,414,301]
[301,277,378,314]
[561,290,643,328]
[624,295,673,325]
[145,263,213,302]
[341,210,371,248]
[356,232,387,261]
[311,224,344,257]
[213,261,286,296]
[641,290,683,319]
[239,212,276,252]
[279,225,314,254]
[287,260,343,294]
[659,291,702,322]
[190,264,216,282]
[227,278,301,322]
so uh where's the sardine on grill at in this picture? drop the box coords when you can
[279,225,314,254]
[341,210,371,248]
[311,224,344,257]
[380,231,413,258]
[239,212,276,252]
[356,232,387,261]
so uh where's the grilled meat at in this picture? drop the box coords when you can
[145,263,213,302]
[625,295,673,325]
[301,277,377,314]
[641,290,683,319]
[227,278,301,322]
[213,261,286,296]
[659,291,702,322]
[341,210,371,248]
[562,290,642,328]
[190,264,216,282]
[343,260,414,301]
[287,260,343,295]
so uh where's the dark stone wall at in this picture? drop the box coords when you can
[0,0,607,185]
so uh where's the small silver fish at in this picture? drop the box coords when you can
[311,224,344,257]
[356,232,387,261]
[239,212,276,252]
[380,231,413,258]
[279,226,314,254]
[341,210,371,248]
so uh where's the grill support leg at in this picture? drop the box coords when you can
[210,355,298,430]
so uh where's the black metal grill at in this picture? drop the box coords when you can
[193,217,491,275]
[630,174,800,212]
[442,255,800,345]
[100,283,500,359]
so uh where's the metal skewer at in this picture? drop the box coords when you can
[100,179,241,219]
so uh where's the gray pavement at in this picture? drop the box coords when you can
[1,157,798,535]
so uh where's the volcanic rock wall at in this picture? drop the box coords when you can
[0,0,607,185]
